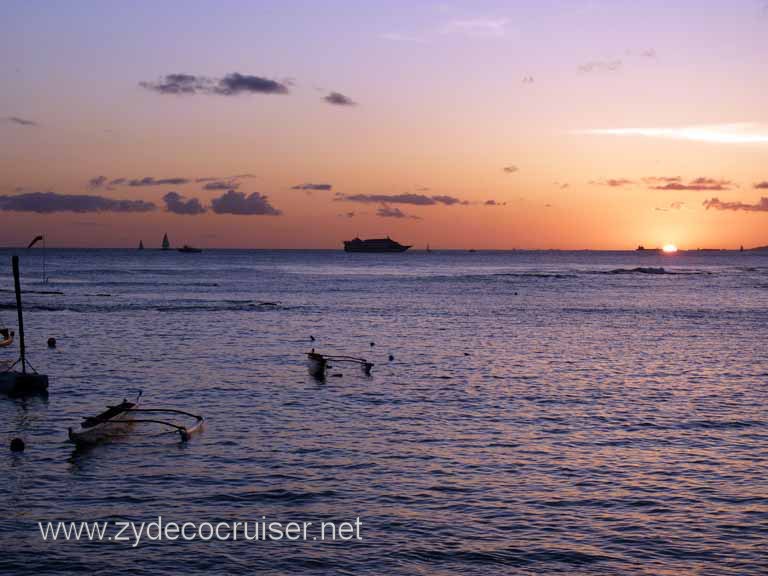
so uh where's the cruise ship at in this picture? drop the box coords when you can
[343,237,411,253]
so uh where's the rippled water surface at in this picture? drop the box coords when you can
[1,249,767,575]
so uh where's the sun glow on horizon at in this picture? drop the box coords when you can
[662,244,678,253]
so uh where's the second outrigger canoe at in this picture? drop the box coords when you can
[307,351,374,379]
[68,392,205,446]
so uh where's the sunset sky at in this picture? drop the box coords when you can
[2,0,768,249]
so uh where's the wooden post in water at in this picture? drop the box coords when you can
[12,255,26,373]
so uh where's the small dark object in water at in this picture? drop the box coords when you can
[464,352,471,356]
[370,342,375,347]
[47,337,56,348]
[514,292,518,295]
[310,335,315,341]
[10,438,25,452]
[388,354,394,361]
[332,373,343,377]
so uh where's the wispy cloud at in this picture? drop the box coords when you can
[377,205,421,219]
[649,177,733,191]
[655,201,685,212]
[578,60,622,74]
[441,18,508,37]
[0,192,156,213]
[337,193,467,206]
[324,92,356,106]
[163,192,206,215]
[503,165,518,174]
[202,179,240,190]
[140,73,289,96]
[575,123,768,144]
[128,177,190,187]
[754,181,768,189]
[484,199,507,206]
[210,190,281,215]
[703,197,768,212]
[292,183,333,191]
[5,116,38,127]
[592,178,633,187]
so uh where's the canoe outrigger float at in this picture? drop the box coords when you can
[0,328,13,348]
[68,391,205,446]
[307,351,374,379]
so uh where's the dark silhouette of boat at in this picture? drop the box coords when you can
[178,245,202,253]
[343,237,411,253]
[162,233,170,250]
[138,240,144,250]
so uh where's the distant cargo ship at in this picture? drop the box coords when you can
[343,237,411,253]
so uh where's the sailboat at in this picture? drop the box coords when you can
[161,233,170,250]
[138,240,144,250]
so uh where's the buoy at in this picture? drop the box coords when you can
[47,337,56,348]
[388,354,394,361]
[10,438,25,452]
[370,342,375,347]
[310,335,315,341]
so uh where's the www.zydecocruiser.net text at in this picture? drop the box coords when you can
[38,516,363,547]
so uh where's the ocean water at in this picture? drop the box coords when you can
[1,248,766,575]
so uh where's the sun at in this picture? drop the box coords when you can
[662,244,678,253]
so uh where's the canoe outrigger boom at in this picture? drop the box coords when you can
[307,351,374,379]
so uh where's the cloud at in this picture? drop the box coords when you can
[640,48,657,59]
[196,173,256,184]
[88,175,109,189]
[0,192,156,213]
[140,73,289,96]
[202,179,240,190]
[210,190,281,215]
[338,211,355,218]
[484,199,507,206]
[163,192,206,215]
[754,181,768,189]
[6,116,38,127]
[376,205,421,219]
[324,92,356,106]
[655,201,685,212]
[415,186,430,192]
[578,60,622,74]
[337,193,465,205]
[522,76,534,84]
[703,197,768,212]
[216,73,289,95]
[292,183,333,191]
[643,176,681,185]
[128,177,190,187]
[442,18,508,37]
[503,165,519,174]
[593,178,634,187]
[575,123,768,144]
[649,177,733,191]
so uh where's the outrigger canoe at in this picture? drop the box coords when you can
[307,351,373,379]
[68,392,204,446]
